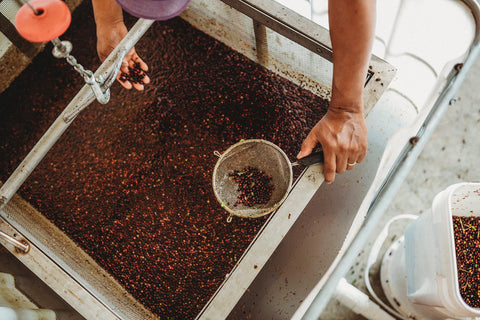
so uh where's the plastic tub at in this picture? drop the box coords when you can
[404,182,480,318]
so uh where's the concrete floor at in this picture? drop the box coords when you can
[319,37,480,320]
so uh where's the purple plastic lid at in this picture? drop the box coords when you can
[115,0,191,20]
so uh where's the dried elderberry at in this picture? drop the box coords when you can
[119,62,146,84]
[453,215,480,308]
[229,166,274,207]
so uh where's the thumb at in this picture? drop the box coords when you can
[297,134,317,159]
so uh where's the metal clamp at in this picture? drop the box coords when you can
[83,72,111,105]
[0,230,30,253]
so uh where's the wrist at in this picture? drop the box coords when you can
[95,16,124,29]
[329,97,364,116]
[96,19,126,36]
[92,0,124,26]
[330,88,364,114]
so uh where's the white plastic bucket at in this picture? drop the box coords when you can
[404,182,480,318]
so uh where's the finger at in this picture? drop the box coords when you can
[346,142,367,168]
[132,82,145,91]
[117,73,133,90]
[120,80,133,90]
[335,148,349,174]
[133,55,149,72]
[346,158,357,171]
[124,48,136,62]
[120,60,130,74]
[126,59,148,91]
[143,74,151,85]
[356,146,367,164]
[346,145,363,170]
[346,147,360,170]
[130,61,150,85]
[297,134,316,159]
[129,50,147,69]
[121,48,137,70]
[323,149,336,184]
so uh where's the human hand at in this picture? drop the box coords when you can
[297,107,367,184]
[96,21,150,90]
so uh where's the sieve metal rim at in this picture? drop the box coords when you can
[212,139,293,219]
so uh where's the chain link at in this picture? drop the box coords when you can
[51,38,110,104]
[65,54,95,83]
[52,38,95,83]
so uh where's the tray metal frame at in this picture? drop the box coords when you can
[0,0,395,319]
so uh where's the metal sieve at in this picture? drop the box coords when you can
[212,139,323,221]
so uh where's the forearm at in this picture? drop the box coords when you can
[92,0,124,26]
[328,0,376,112]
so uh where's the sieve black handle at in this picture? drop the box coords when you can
[295,150,324,167]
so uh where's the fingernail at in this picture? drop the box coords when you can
[296,151,302,159]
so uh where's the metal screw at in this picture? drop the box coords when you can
[449,97,458,105]
[409,136,420,146]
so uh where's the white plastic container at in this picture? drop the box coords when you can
[403,182,480,318]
